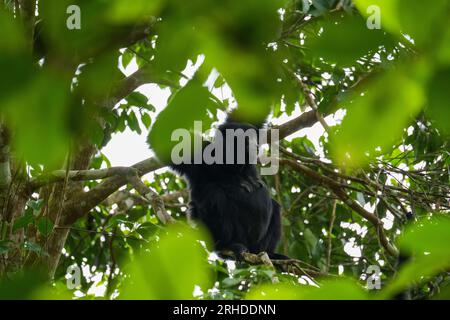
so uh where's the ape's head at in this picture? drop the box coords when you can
[215,121,260,171]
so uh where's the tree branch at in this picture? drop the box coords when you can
[127,174,175,224]
[286,67,330,132]
[101,65,181,109]
[30,166,139,189]
[281,158,399,257]
[239,252,329,279]
[62,157,162,225]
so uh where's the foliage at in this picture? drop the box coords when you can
[0,0,449,300]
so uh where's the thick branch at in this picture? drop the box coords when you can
[62,157,162,225]
[128,175,174,224]
[275,110,318,140]
[30,166,138,189]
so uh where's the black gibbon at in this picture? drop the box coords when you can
[165,117,287,260]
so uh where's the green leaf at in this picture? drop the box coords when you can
[0,241,11,255]
[398,216,450,256]
[120,223,213,299]
[28,199,44,212]
[127,111,142,134]
[308,13,396,65]
[23,241,47,256]
[304,228,318,254]
[353,0,402,34]
[106,0,163,23]
[37,217,55,237]
[381,253,450,299]
[121,50,134,69]
[379,216,450,298]
[90,122,105,147]
[222,277,242,288]
[4,72,70,167]
[148,78,215,162]
[127,92,149,108]
[13,209,35,232]
[247,278,368,300]
[141,112,152,128]
[396,0,447,47]
[0,11,33,102]
[332,67,425,166]
[354,0,448,47]
[425,68,450,134]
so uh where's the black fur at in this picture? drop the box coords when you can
[169,119,286,259]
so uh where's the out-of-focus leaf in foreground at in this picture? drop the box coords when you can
[353,0,402,35]
[308,13,396,66]
[120,223,213,299]
[3,72,70,167]
[425,68,450,134]
[354,0,448,47]
[147,78,216,163]
[331,68,425,167]
[398,216,450,257]
[380,216,450,298]
[246,278,368,300]
[0,11,34,101]
[106,0,163,23]
[0,269,72,299]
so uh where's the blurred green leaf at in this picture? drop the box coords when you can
[148,78,215,162]
[120,223,213,299]
[398,216,450,256]
[396,0,447,47]
[308,13,396,65]
[13,209,35,233]
[127,92,149,108]
[332,68,425,166]
[425,68,450,134]
[0,11,34,101]
[353,0,402,35]
[121,50,134,69]
[354,0,448,47]
[0,270,48,299]
[0,241,11,255]
[106,0,163,23]
[4,72,70,167]
[23,241,47,256]
[379,216,450,298]
[437,26,450,65]
[247,278,368,300]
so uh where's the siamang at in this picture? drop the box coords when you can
[167,117,287,260]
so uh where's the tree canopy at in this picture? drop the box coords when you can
[0,0,449,300]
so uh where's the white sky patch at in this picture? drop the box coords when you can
[343,237,362,258]
[340,221,368,238]
[381,211,395,230]
[86,272,107,297]
[338,265,344,275]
